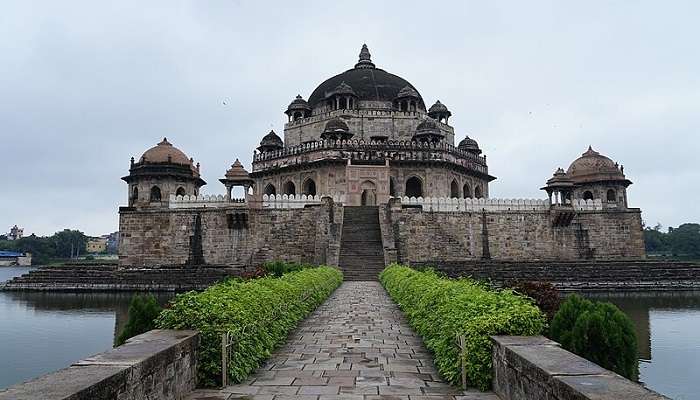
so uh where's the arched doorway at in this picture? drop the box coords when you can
[302,178,317,196]
[389,178,397,197]
[263,184,276,196]
[607,189,616,202]
[150,186,161,202]
[462,183,471,199]
[583,191,594,201]
[360,180,377,206]
[474,185,483,199]
[405,176,423,198]
[283,181,296,196]
[450,179,459,198]
[176,187,186,197]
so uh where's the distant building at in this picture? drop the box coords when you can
[0,251,31,266]
[86,238,108,254]
[105,232,120,254]
[7,225,23,241]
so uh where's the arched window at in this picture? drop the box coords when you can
[263,184,276,196]
[474,185,483,199]
[131,186,139,201]
[293,112,302,121]
[176,187,186,196]
[150,186,162,202]
[583,191,594,201]
[450,179,459,198]
[302,178,317,196]
[283,181,296,196]
[462,183,471,199]
[405,177,423,198]
[607,189,616,202]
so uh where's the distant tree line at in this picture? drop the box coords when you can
[0,229,88,264]
[644,223,700,258]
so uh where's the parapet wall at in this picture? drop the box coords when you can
[0,330,198,400]
[492,336,669,400]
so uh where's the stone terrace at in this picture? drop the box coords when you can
[186,281,499,400]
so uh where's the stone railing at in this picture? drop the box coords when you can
[285,108,430,128]
[169,194,246,209]
[572,198,603,211]
[492,336,669,400]
[0,330,199,400]
[262,193,345,209]
[396,196,549,212]
[251,139,488,175]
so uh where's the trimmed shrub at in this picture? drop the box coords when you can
[508,280,562,321]
[262,260,310,277]
[156,265,342,387]
[380,264,546,390]
[549,294,638,380]
[116,294,162,346]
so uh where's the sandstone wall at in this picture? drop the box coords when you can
[118,199,342,268]
[383,203,645,263]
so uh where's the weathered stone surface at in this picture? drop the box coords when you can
[491,336,670,400]
[0,329,198,400]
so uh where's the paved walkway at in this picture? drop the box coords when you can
[187,281,499,400]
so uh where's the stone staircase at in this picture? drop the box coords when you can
[338,206,386,281]
[1,263,238,291]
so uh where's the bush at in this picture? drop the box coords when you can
[116,294,162,346]
[262,260,310,277]
[508,280,562,321]
[549,294,638,380]
[156,265,342,387]
[380,264,546,390]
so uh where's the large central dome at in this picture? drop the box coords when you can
[307,44,425,110]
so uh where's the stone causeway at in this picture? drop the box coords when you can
[186,281,499,400]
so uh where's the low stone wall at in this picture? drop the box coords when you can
[492,336,669,400]
[0,330,198,400]
[421,260,700,291]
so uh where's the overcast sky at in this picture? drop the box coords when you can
[1,1,698,237]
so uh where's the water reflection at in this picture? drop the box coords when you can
[584,291,700,400]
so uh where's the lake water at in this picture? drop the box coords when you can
[1,268,699,399]
[0,267,174,389]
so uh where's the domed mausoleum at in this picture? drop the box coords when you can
[252,44,494,206]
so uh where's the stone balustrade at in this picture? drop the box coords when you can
[573,198,603,211]
[262,193,345,209]
[396,196,549,212]
[168,194,246,209]
[251,139,488,175]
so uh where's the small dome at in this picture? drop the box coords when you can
[225,159,250,180]
[428,100,449,114]
[566,146,625,182]
[323,117,350,133]
[139,138,193,166]
[545,167,574,187]
[458,136,482,154]
[286,95,311,112]
[260,130,283,146]
[330,81,356,96]
[414,118,444,143]
[396,85,420,99]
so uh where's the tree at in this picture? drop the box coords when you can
[116,294,162,346]
[668,223,700,257]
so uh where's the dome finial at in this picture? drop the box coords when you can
[355,44,375,69]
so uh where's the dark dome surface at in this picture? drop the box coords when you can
[307,45,425,108]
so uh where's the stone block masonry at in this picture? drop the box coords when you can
[0,330,199,400]
[491,336,669,400]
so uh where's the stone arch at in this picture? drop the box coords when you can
[283,181,296,196]
[131,186,139,202]
[263,183,276,196]
[360,180,377,206]
[474,185,483,199]
[405,176,423,198]
[462,183,472,199]
[607,189,616,202]
[450,179,459,198]
[389,177,397,197]
[302,178,317,196]
[176,187,186,196]
[583,190,594,201]
[150,186,161,202]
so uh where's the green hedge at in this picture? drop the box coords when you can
[380,264,546,390]
[156,265,342,387]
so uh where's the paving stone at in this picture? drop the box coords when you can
[187,282,499,400]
